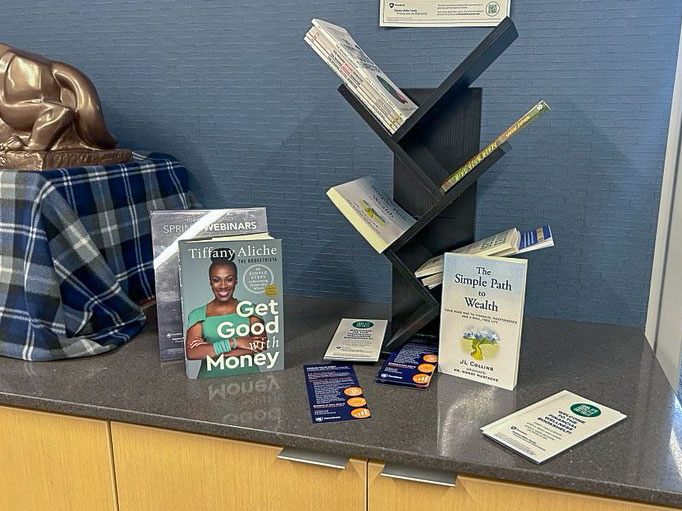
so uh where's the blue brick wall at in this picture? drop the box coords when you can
[3,1,680,326]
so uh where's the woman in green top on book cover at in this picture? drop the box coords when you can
[185,254,267,378]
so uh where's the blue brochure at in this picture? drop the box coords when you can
[304,364,371,423]
[376,339,438,390]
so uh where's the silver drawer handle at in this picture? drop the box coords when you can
[380,463,457,487]
[277,447,349,469]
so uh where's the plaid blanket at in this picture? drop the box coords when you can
[0,152,191,361]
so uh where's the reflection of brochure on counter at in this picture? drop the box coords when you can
[380,0,510,27]
[324,319,388,362]
[482,390,626,463]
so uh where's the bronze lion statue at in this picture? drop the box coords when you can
[0,43,130,169]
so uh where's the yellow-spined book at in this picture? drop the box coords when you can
[327,176,416,253]
[440,100,551,193]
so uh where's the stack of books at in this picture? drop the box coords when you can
[304,19,418,134]
[416,225,553,288]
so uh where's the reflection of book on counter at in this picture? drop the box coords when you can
[482,390,626,463]
[416,225,552,288]
[440,100,551,193]
[327,176,416,253]
[150,208,269,361]
[306,19,418,130]
[178,234,283,379]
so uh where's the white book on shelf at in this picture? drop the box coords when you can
[455,227,519,257]
[307,27,403,131]
[305,28,400,133]
[311,19,418,122]
[421,272,443,287]
[415,227,519,278]
[327,176,416,253]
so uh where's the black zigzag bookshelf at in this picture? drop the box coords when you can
[336,18,518,354]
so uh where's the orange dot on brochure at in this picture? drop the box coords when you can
[351,408,371,418]
[413,373,431,384]
[347,397,367,407]
[417,363,436,373]
[423,354,438,363]
[344,386,363,397]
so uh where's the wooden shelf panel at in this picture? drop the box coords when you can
[392,17,518,142]
[389,143,509,252]
[338,84,441,198]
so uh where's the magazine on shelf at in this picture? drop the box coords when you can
[327,176,416,253]
[415,225,552,288]
[310,19,418,122]
[415,227,519,278]
[441,100,551,193]
[178,235,283,379]
[305,27,401,133]
[150,208,269,360]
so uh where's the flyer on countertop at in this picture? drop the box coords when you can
[380,0,510,27]
[304,364,371,423]
[324,318,388,362]
[482,390,626,463]
[376,338,438,390]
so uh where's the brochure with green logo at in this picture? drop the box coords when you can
[481,390,626,463]
[323,318,388,362]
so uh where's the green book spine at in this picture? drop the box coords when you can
[440,100,551,193]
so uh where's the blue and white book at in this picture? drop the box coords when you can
[416,225,551,289]
[517,225,553,254]
[438,253,527,390]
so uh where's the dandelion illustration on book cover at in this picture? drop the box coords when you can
[462,327,500,361]
[361,199,388,225]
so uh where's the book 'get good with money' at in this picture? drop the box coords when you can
[178,235,283,379]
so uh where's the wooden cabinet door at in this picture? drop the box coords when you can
[0,405,117,511]
[368,460,675,511]
[111,421,367,511]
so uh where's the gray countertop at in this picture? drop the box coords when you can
[0,295,681,508]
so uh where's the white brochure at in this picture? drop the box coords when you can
[482,390,626,463]
[380,0,510,27]
[324,319,388,362]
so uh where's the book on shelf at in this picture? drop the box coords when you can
[327,176,416,253]
[178,234,283,379]
[150,208,269,361]
[517,224,553,254]
[416,225,552,288]
[305,18,418,132]
[440,100,551,193]
[305,26,402,133]
[415,227,519,278]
